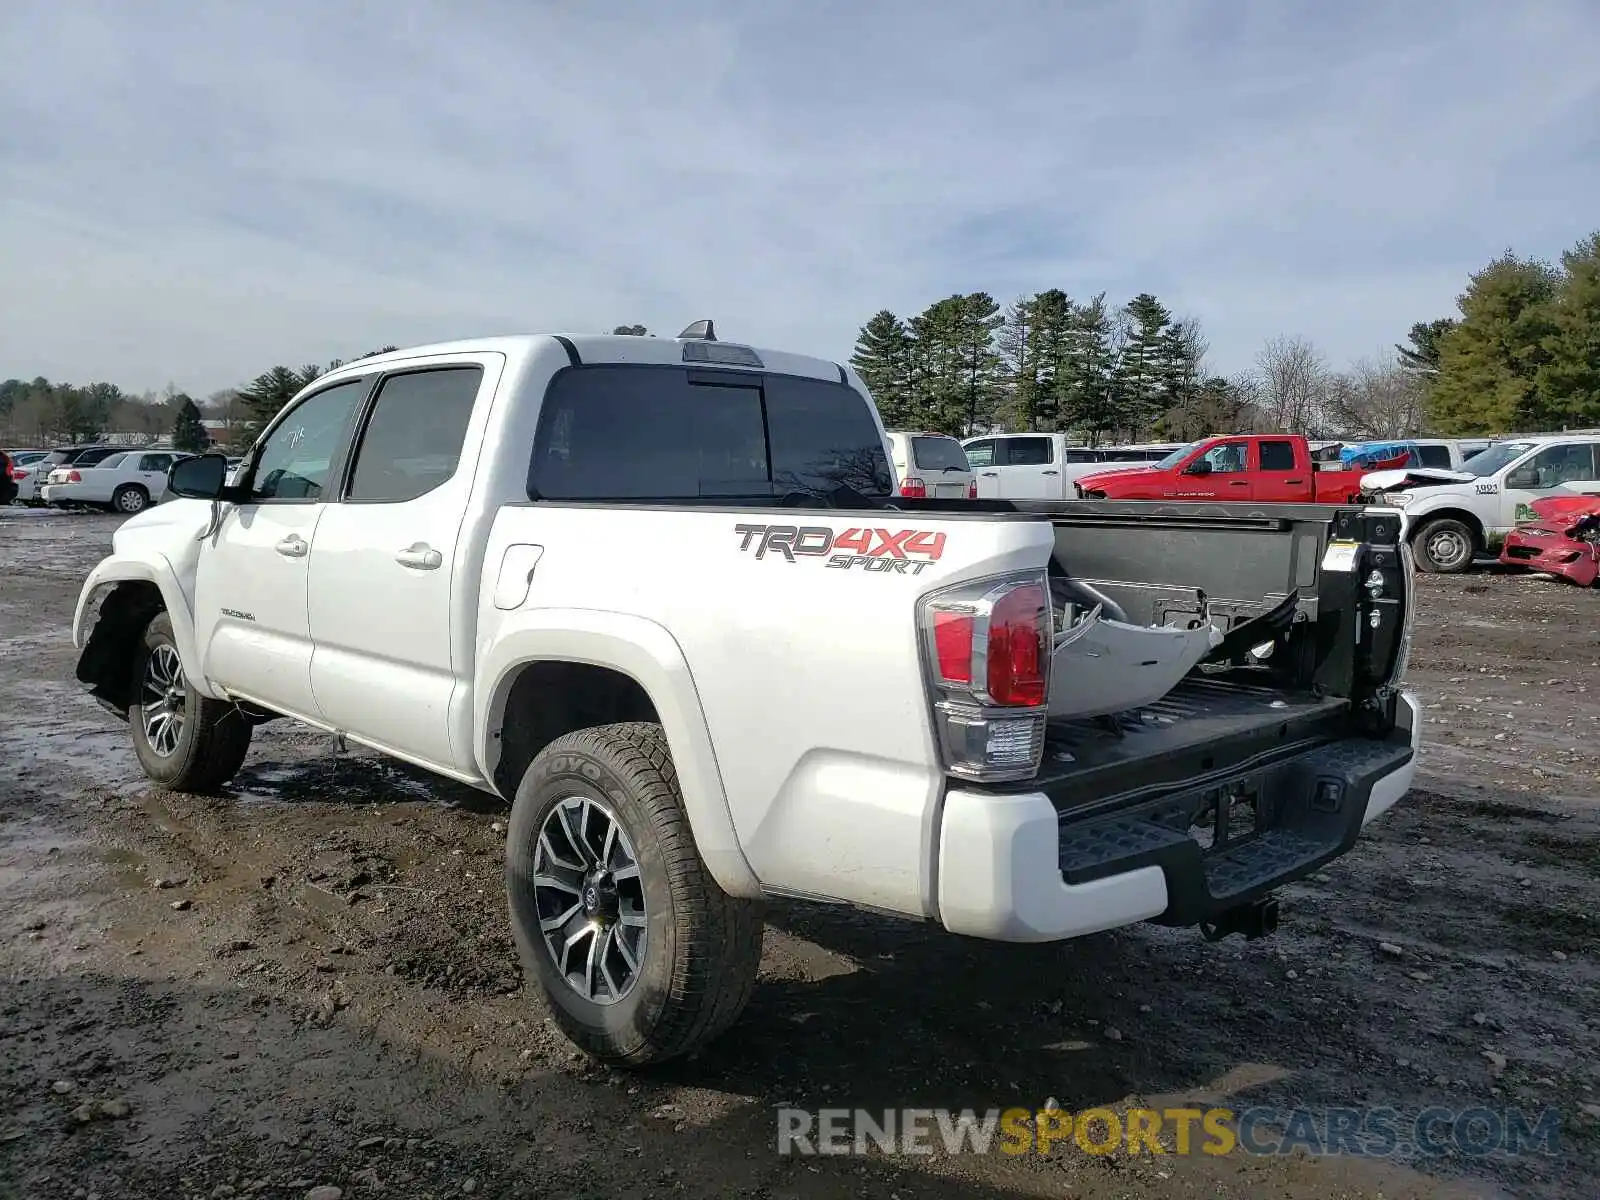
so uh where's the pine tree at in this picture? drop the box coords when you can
[955,292,1003,435]
[997,296,1039,430]
[850,310,915,427]
[1060,294,1118,442]
[1429,252,1561,433]
[908,297,968,435]
[172,396,209,453]
[1113,293,1174,438]
[1535,231,1600,429]
[237,366,308,436]
[1396,319,1457,374]
[1028,290,1075,432]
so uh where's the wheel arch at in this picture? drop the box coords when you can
[477,611,762,899]
[1409,506,1486,550]
[73,555,217,711]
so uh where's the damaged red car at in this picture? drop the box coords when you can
[1498,496,1600,586]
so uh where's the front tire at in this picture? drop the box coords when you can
[506,722,764,1067]
[1411,517,1476,574]
[129,612,253,791]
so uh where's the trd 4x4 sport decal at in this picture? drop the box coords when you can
[733,523,946,574]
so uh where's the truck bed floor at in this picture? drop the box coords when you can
[1028,676,1352,812]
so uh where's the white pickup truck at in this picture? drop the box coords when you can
[72,325,1421,1066]
[1362,434,1600,572]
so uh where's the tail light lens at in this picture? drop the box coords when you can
[68,470,82,482]
[9,467,23,480]
[967,479,977,499]
[919,572,1051,783]
[899,477,927,498]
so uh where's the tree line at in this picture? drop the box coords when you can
[1,378,212,452]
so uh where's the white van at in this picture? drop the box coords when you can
[960,433,1171,499]
[884,431,975,499]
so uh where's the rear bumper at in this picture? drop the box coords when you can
[1498,530,1599,586]
[936,692,1420,942]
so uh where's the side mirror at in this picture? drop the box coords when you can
[1506,468,1538,489]
[1183,459,1213,476]
[168,453,229,500]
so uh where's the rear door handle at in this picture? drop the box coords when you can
[981,471,999,477]
[1228,480,1249,487]
[274,534,308,558]
[396,542,443,570]
[1041,470,1059,476]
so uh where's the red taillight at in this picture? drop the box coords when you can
[68,470,82,482]
[967,479,977,499]
[932,611,974,683]
[900,477,926,498]
[986,583,1048,706]
[9,467,22,480]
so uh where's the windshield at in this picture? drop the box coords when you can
[910,435,970,471]
[1463,442,1536,478]
[1152,442,1198,470]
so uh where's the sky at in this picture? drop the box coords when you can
[3,0,1599,397]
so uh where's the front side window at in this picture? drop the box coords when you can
[963,439,996,467]
[1522,443,1600,489]
[252,379,368,501]
[1199,441,1249,473]
[347,366,483,503]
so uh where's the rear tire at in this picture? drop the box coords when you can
[129,612,253,792]
[506,722,764,1067]
[113,484,150,514]
[1411,517,1476,574]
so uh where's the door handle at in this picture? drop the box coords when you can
[1227,480,1249,487]
[1284,478,1304,484]
[274,534,308,558]
[1041,470,1059,476]
[396,542,443,570]
[981,471,999,477]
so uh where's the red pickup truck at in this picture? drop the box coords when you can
[1074,434,1369,503]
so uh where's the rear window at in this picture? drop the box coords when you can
[1416,444,1452,468]
[910,435,969,471]
[1259,440,1297,471]
[1005,437,1054,465]
[529,366,893,502]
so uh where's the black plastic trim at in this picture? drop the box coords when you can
[553,335,581,367]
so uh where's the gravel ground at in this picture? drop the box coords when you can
[2,509,1597,1200]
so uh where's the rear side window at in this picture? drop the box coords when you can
[1416,444,1452,468]
[347,366,483,503]
[1259,440,1297,471]
[910,435,969,471]
[528,367,892,502]
[1005,437,1054,466]
[1062,449,1102,464]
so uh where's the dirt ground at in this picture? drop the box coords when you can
[2,510,1596,1200]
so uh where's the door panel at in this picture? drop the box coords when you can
[308,362,491,772]
[194,376,371,718]
[195,505,327,716]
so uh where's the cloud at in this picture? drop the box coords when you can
[3,0,1599,394]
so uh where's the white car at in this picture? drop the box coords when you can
[884,430,974,499]
[69,326,1420,1067]
[1365,435,1600,572]
[40,449,188,514]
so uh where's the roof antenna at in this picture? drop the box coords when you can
[677,319,716,341]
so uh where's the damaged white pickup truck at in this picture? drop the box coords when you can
[71,325,1421,1065]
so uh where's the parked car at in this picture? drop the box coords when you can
[40,449,188,513]
[884,430,974,499]
[70,325,1420,1066]
[961,434,1164,499]
[1365,435,1600,572]
[1074,434,1371,503]
[1498,495,1600,586]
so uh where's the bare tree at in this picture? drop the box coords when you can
[1323,356,1427,439]
[1253,335,1329,435]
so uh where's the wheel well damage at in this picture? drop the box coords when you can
[75,581,165,717]
[491,661,660,798]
